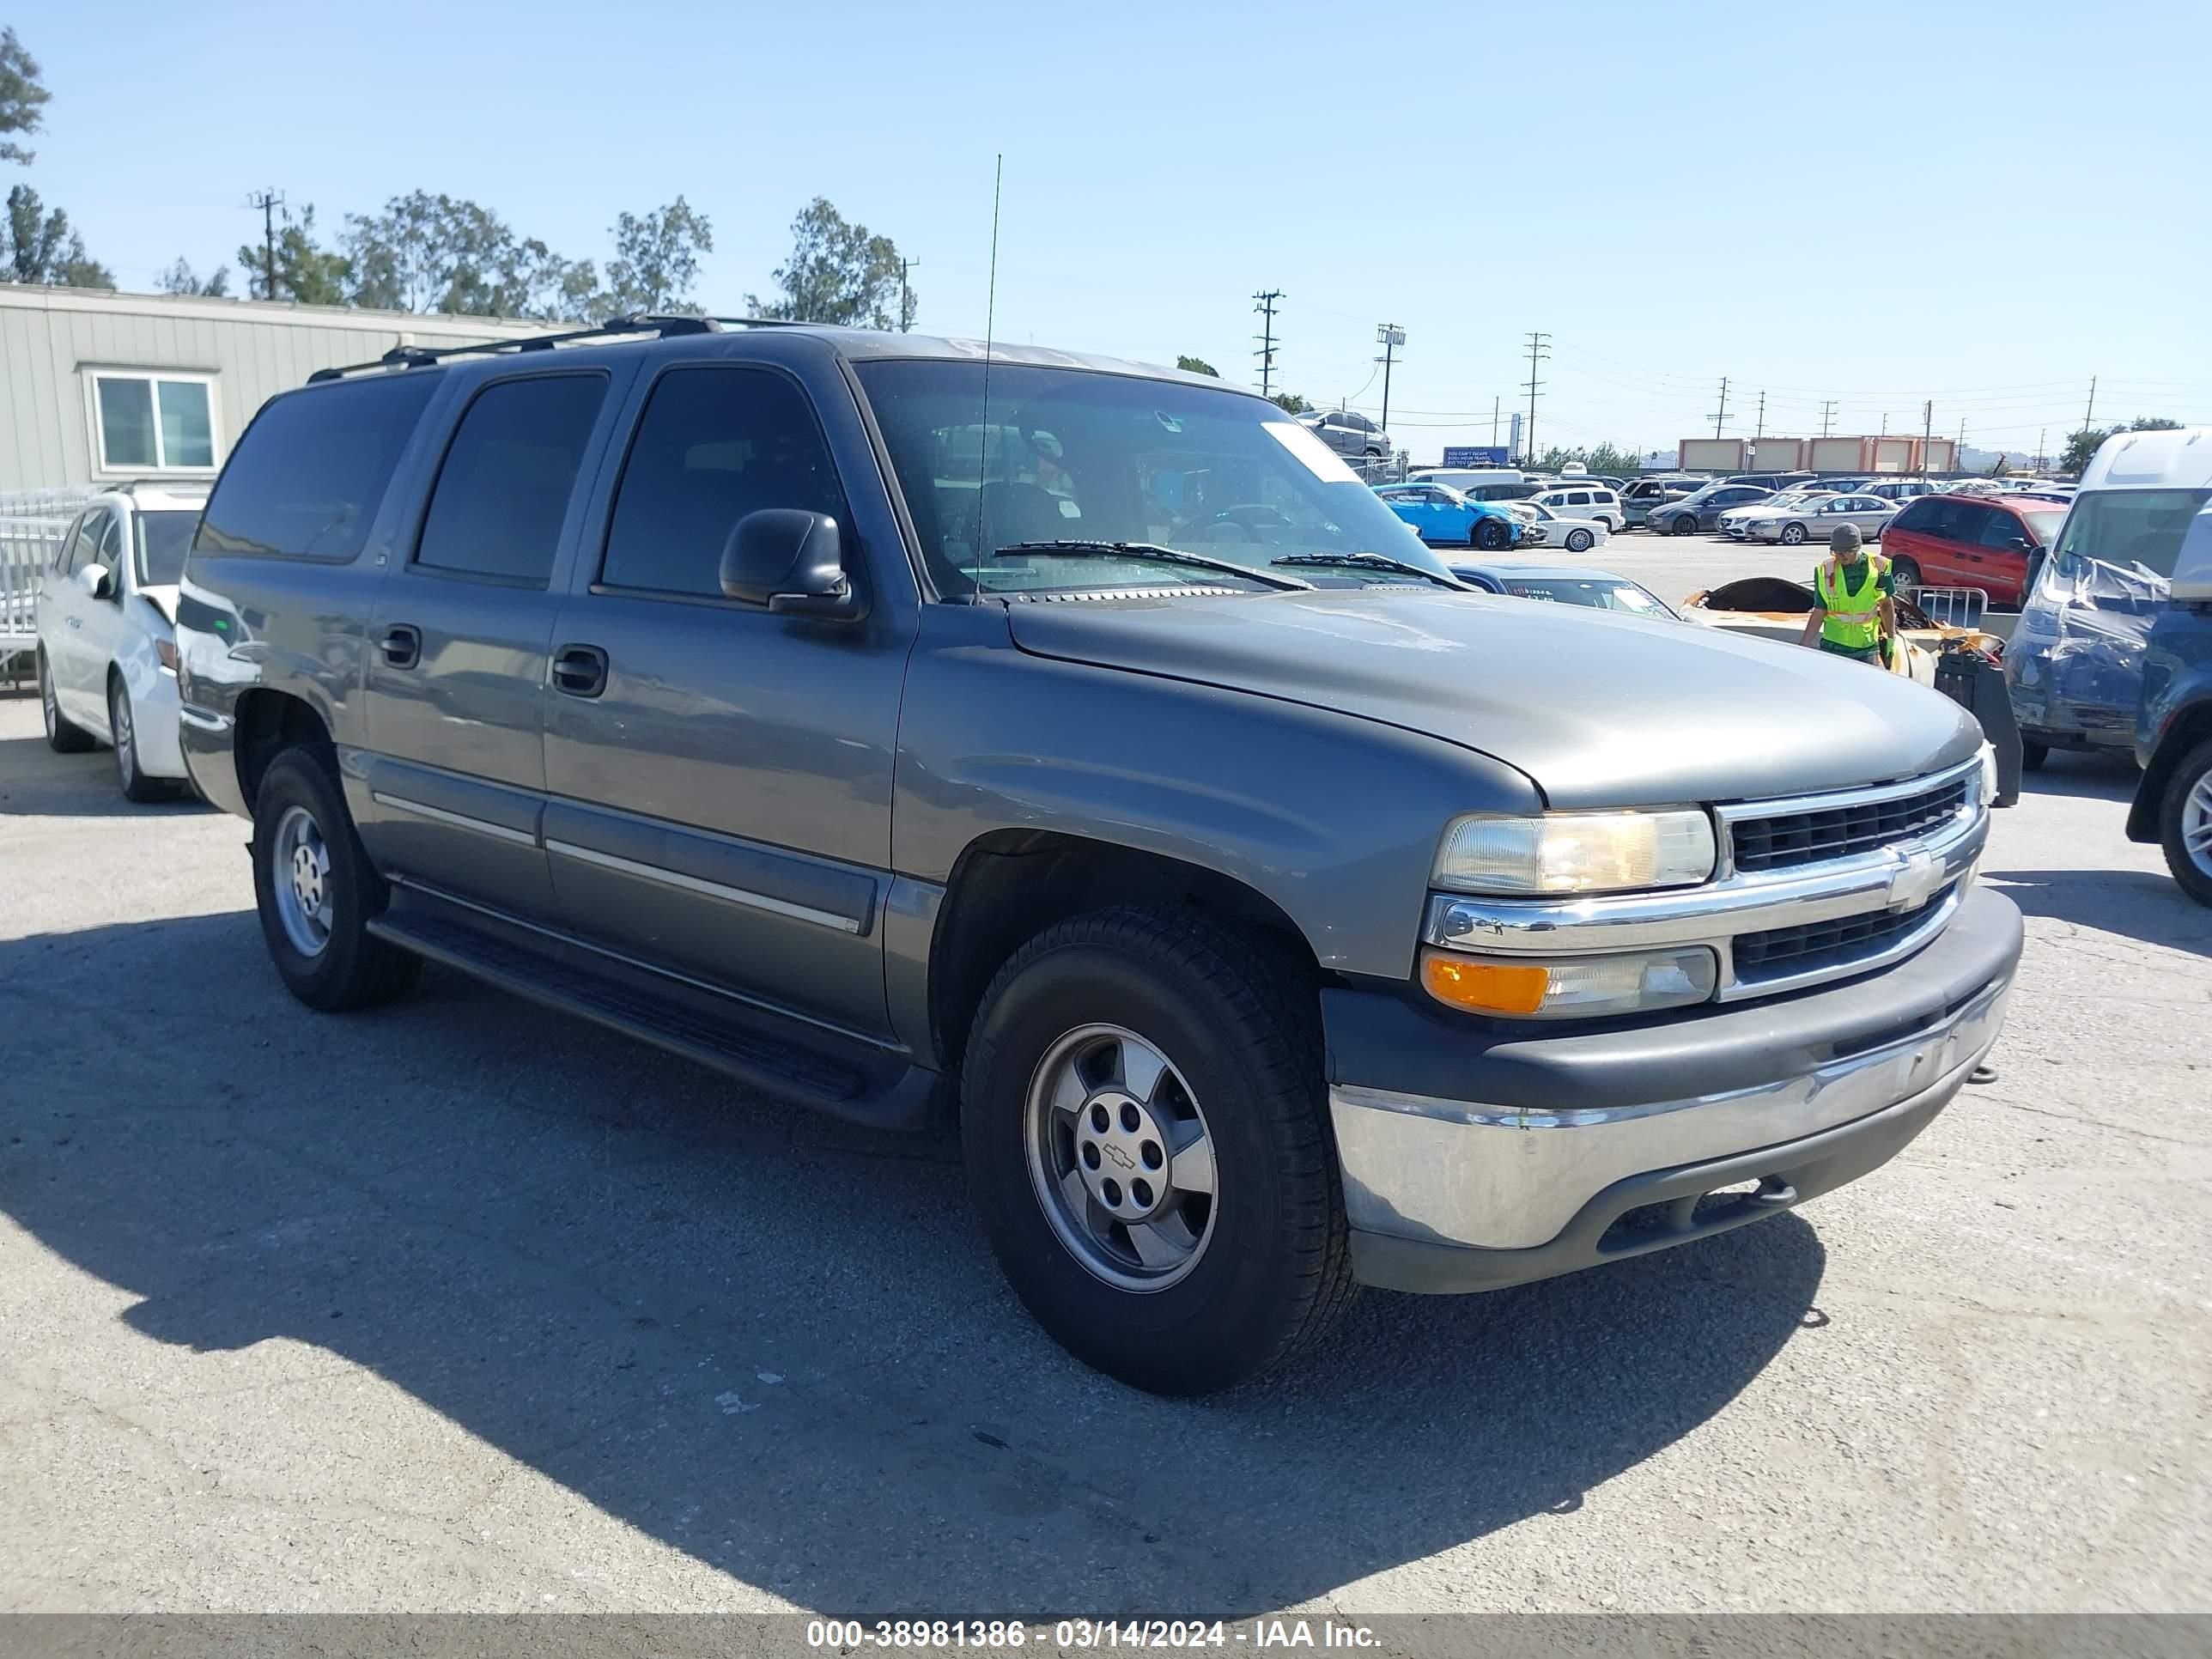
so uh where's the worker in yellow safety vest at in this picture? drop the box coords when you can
[1799,522,1896,666]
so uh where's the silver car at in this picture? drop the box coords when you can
[1297,408,1392,459]
[1743,492,1899,546]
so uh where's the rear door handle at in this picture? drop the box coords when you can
[550,642,609,698]
[379,623,422,669]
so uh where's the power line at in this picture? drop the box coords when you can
[1252,289,1283,398]
[246,188,284,301]
[1522,331,1550,460]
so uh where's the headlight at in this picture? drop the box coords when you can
[1432,809,1717,896]
[1977,742,1998,805]
[1421,945,1718,1018]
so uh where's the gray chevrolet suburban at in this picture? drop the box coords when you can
[175,317,2023,1395]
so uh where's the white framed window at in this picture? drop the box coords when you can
[82,369,221,476]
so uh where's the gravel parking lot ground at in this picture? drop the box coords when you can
[3,580,2209,1615]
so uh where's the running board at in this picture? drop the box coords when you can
[367,907,937,1131]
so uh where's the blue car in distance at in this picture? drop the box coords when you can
[1375,481,1524,551]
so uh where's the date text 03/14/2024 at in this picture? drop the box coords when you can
[804,1620,1382,1650]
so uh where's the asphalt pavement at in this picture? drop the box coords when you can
[3,602,2209,1615]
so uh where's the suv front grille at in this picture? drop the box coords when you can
[1731,883,1956,982]
[1729,775,1971,873]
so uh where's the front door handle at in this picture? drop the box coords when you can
[379,623,422,669]
[550,642,609,699]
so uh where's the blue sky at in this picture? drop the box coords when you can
[12,0,2209,459]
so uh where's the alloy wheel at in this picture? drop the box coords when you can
[272,804,336,957]
[2184,769,2212,879]
[1024,1024,1218,1291]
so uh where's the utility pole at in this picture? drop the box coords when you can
[247,188,284,301]
[1491,396,1500,447]
[1754,390,1766,441]
[2037,428,2047,471]
[1252,289,1283,398]
[1710,376,1730,439]
[1523,331,1550,463]
[897,258,920,331]
[1923,399,1935,475]
[1820,399,1837,438]
[1375,324,1406,435]
[2082,375,2097,434]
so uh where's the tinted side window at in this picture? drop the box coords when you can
[60,514,98,574]
[412,374,606,586]
[196,374,440,560]
[1937,501,1989,542]
[1891,498,1929,529]
[602,367,850,599]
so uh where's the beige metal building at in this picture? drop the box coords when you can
[0,287,555,492]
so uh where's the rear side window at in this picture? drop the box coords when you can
[195,374,439,560]
[413,374,607,586]
[600,367,849,599]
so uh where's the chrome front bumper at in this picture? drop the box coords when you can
[1332,968,2007,1261]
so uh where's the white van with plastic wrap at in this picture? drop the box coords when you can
[2006,427,2212,769]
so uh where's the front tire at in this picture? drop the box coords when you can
[2020,738,2050,772]
[2156,738,2212,907]
[1669,514,1698,536]
[39,651,94,753]
[251,747,422,1011]
[109,676,172,803]
[1779,521,1808,546]
[961,907,1353,1395]
[1474,516,1511,551]
[1565,527,1595,553]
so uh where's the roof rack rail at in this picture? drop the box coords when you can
[305,313,729,384]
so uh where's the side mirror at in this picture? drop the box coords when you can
[76,562,114,601]
[718,509,863,620]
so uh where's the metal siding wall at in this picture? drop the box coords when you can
[0,293,559,489]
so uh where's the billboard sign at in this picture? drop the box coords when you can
[1441,446,1510,468]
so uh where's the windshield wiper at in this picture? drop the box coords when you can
[992,540,1313,592]
[1270,551,1469,590]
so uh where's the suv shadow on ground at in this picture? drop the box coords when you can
[1,910,1824,1614]
[0,731,213,818]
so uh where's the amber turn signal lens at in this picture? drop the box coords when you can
[1421,952,1550,1016]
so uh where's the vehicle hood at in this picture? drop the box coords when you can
[1004,588,1982,808]
[137,585,179,629]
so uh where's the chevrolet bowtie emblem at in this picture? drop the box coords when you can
[1888,850,1947,913]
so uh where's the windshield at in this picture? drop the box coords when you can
[135,510,199,586]
[2019,507,2066,545]
[2050,489,2211,580]
[1498,576,1676,617]
[853,360,1452,596]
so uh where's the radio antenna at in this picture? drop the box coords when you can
[971,154,1003,600]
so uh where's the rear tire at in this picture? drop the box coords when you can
[2019,738,2050,772]
[1889,556,1923,590]
[251,746,422,1011]
[961,906,1353,1395]
[109,676,173,803]
[39,651,94,753]
[2155,738,2212,907]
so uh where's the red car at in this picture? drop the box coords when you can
[1879,492,2069,608]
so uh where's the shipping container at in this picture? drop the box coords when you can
[1808,436,1867,473]
[1870,438,1917,474]
[1678,438,1745,472]
[1742,437,1807,471]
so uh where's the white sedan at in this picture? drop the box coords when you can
[1505,499,1613,555]
[1731,492,1899,547]
[36,483,203,801]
